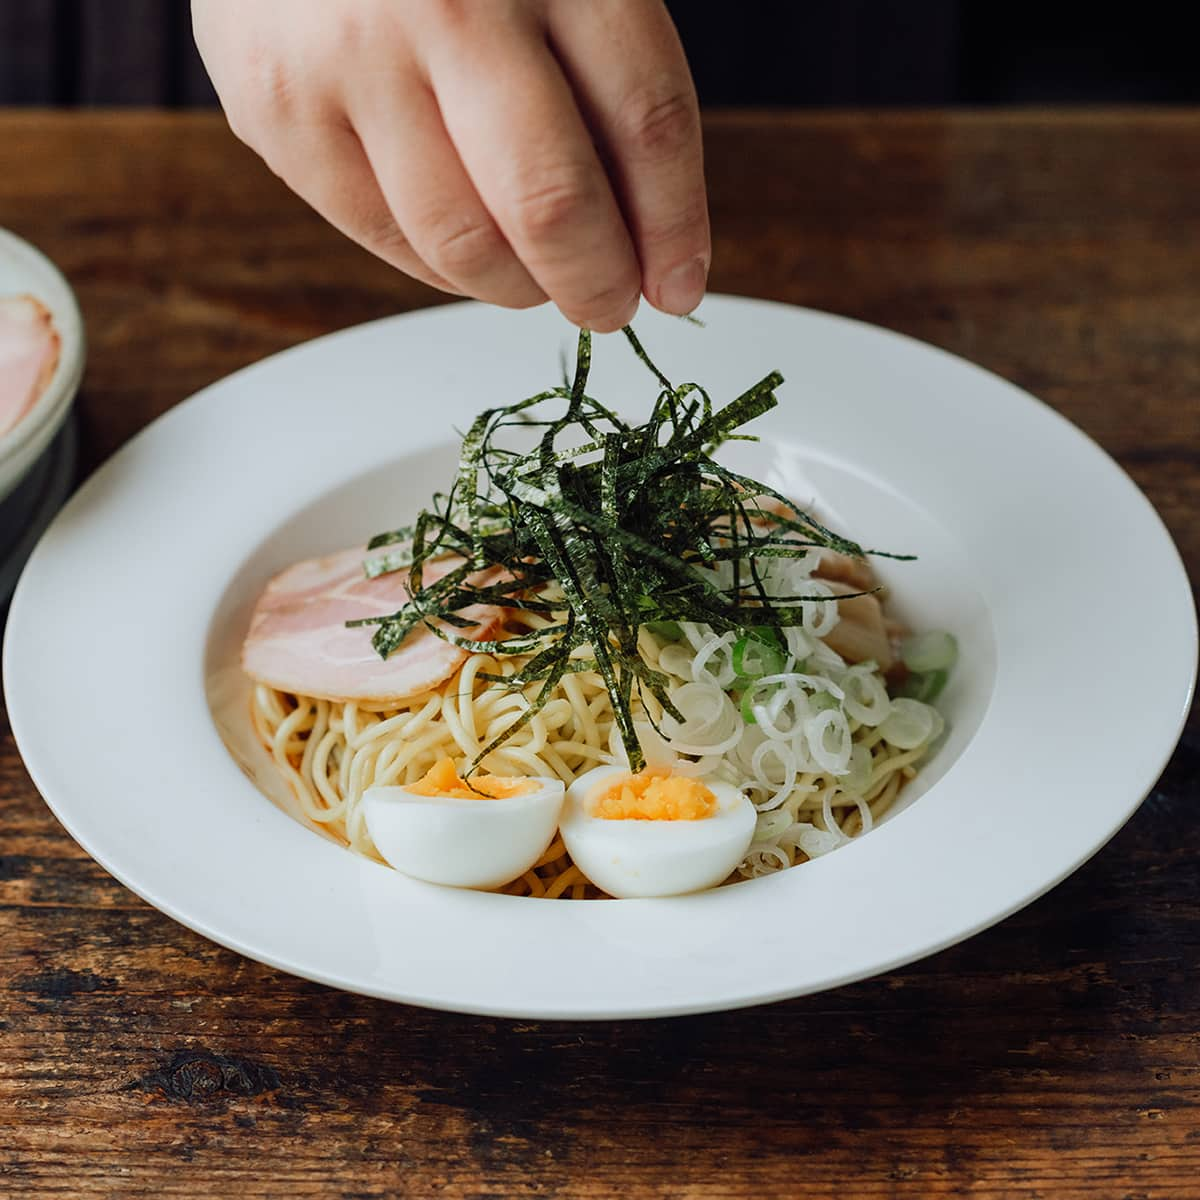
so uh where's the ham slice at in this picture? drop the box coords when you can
[0,295,60,437]
[750,498,898,665]
[751,496,879,591]
[814,547,877,592]
[821,579,895,672]
[242,545,507,703]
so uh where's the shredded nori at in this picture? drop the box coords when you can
[353,326,908,772]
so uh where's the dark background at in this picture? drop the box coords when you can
[1,0,1198,108]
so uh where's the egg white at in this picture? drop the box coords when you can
[560,764,756,899]
[363,777,564,890]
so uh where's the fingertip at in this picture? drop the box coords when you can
[577,292,640,334]
[650,257,708,316]
[502,286,551,312]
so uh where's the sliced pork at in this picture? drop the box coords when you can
[814,547,877,592]
[0,295,60,437]
[821,578,895,672]
[242,545,506,703]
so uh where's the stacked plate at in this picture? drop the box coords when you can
[0,228,83,601]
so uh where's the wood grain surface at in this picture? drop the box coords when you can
[1,111,1197,1200]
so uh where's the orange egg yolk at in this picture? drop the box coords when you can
[593,770,717,820]
[408,757,535,800]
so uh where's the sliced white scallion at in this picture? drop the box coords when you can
[854,796,874,835]
[754,808,794,841]
[750,739,799,811]
[661,681,743,756]
[805,707,853,775]
[690,630,738,689]
[820,788,850,847]
[840,663,892,726]
[657,642,697,680]
[800,580,840,638]
[788,823,843,859]
[784,626,816,662]
[742,844,792,876]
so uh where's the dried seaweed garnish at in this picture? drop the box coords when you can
[356,326,911,772]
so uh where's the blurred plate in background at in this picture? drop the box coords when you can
[0,227,84,603]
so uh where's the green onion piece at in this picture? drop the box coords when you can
[750,624,787,652]
[740,679,785,725]
[731,632,787,682]
[643,620,683,641]
[900,630,958,674]
[899,668,949,703]
[810,690,841,713]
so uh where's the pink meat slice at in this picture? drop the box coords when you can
[0,295,60,437]
[242,544,507,703]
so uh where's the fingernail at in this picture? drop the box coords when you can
[656,257,708,315]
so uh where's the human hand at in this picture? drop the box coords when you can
[193,0,709,331]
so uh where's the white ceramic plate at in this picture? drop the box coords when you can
[0,413,77,603]
[5,297,1195,1019]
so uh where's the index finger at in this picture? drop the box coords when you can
[547,0,710,317]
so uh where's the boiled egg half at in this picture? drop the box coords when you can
[560,765,756,899]
[363,758,564,890]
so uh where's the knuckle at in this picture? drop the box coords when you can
[331,6,369,52]
[247,44,297,120]
[429,0,519,36]
[327,3,396,60]
[361,215,416,261]
[642,201,710,252]
[427,216,507,278]
[220,46,300,152]
[511,165,596,243]
[621,86,698,161]
[430,0,473,30]
[213,60,288,148]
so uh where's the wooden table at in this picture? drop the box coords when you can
[1,111,1197,1199]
